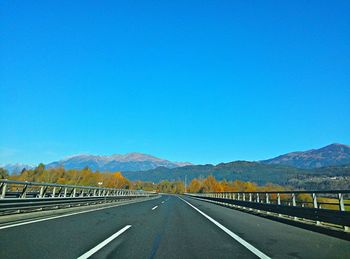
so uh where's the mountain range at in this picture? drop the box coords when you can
[260,143,350,169]
[123,161,350,190]
[2,143,350,179]
[46,153,192,172]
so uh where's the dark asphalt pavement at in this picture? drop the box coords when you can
[0,195,349,259]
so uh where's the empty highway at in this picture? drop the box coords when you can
[0,195,349,259]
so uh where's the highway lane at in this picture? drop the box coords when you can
[0,194,349,258]
[182,196,350,259]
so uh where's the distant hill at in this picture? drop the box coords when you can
[260,143,350,169]
[46,152,192,172]
[123,161,306,184]
[123,161,350,189]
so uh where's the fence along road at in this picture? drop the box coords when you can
[185,189,350,232]
[0,185,350,258]
[0,179,157,214]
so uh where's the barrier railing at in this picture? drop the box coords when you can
[185,190,350,231]
[0,179,157,214]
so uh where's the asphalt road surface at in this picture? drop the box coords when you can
[0,195,349,259]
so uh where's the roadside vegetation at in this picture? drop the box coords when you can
[0,165,348,210]
[1,164,285,194]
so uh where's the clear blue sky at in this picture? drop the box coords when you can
[1,1,349,165]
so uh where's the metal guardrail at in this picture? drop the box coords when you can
[0,179,157,214]
[185,190,350,231]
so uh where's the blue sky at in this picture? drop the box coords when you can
[1,0,349,165]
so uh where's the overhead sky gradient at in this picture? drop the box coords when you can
[1,1,349,165]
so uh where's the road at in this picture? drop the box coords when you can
[0,195,349,259]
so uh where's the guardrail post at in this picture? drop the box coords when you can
[20,184,28,198]
[242,193,246,201]
[237,193,241,201]
[292,193,297,220]
[64,188,67,197]
[72,188,76,197]
[292,193,296,206]
[338,193,345,211]
[39,186,44,198]
[0,183,7,199]
[57,187,63,197]
[52,187,56,198]
[312,193,320,225]
[277,193,281,205]
[338,193,349,232]
[277,193,282,217]
[266,194,270,204]
[312,193,318,209]
[249,193,252,202]
[256,193,260,203]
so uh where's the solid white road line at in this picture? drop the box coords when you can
[152,206,158,210]
[178,197,271,259]
[77,225,131,259]
[0,198,152,230]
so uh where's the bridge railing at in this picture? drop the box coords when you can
[0,179,157,214]
[185,190,350,231]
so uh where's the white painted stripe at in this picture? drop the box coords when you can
[178,197,271,259]
[161,201,165,204]
[0,199,151,230]
[152,206,158,210]
[77,225,131,259]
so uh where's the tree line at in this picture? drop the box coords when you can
[1,164,287,194]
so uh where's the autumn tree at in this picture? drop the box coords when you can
[202,176,223,192]
[188,179,202,193]
[101,172,130,189]
[0,168,9,179]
